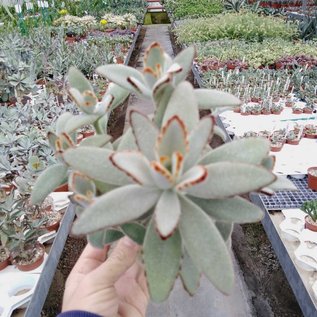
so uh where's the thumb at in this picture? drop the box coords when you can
[92,236,140,286]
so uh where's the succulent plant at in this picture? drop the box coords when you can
[301,199,317,223]
[31,42,296,302]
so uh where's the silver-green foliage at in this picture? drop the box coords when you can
[31,42,295,302]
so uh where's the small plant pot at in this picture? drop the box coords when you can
[41,211,62,232]
[241,112,250,116]
[286,139,300,145]
[233,107,241,113]
[261,110,271,115]
[271,111,282,115]
[285,101,294,107]
[303,108,313,114]
[307,167,317,191]
[14,243,45,272]
[0,247,10,271]
[304,215,317,232]
[293,109,303,114]
[270,143,283,152]
[304,133,317,139]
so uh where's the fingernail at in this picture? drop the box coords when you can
[122,236,139,249]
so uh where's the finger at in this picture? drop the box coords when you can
[70,243,109,278]
[118,302,144,317]
[91,236,140,286]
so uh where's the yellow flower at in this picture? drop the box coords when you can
[59,9,68,15]
[100,19,107,25]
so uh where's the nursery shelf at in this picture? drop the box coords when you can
[250,194,317,317]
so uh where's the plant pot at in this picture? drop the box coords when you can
[54,183,69,192]
[14,243,45,272]
[293,109,303,114]
[285,101,294,107]
[304,133,317,139]
[304,215,317,232]
[307,167,317,191]
[303,108,313,114]
[241,112,250,116]
[41,211,62,232]
[271,111,282,115]
[233,107,241,113]
[0,247,10,271]
[65,36,76,44]
[286,139,300,145]
[270,143,283,152]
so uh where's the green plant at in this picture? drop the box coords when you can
[174,12,298,44]
[301,199,317,222]
[224,0,246,12]
[164,0,223,20]
[31,42,295,302]
[299,13,317,40]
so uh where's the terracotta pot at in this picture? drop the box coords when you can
[42,212,62,232]
[271,111,282,115]
[65,36,76,43]
[307,167,317,191]
[241,112,250,116]
[54,183,69,192]
[0,248,10,271]
[304,216,317,232]
[285,101,294,107]
[293,109,303,114]
[233,107,241,113]
[286,139,300,145]
[15,243,45,272]
[303,108,313,114]
[262,110,271,115]
[304,133,317,139]
[270,143,283,152]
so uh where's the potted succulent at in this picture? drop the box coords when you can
[6,218,46,272]
[292,104,303,114]
[304,124,317,139]
[301,200,317,232]
[285,95,295,107]
[251,104,262,115]
[303,104,313,114]
[307,167,317,191]
[0,244,10,271]
[271,103,283,115]
[30,43,295,302]
[286,130,300,145]
[261,100,271,115]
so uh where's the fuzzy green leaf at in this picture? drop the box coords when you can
[88,229,124,248]
[173,46,195,84]
[64,114,99,134]
[121,223,146,245]
[186,162,276,199]
[106,83,130,112]
[184,116,213,171]
[190,196,264,223]
[63,147,131,186]
[55,112,73,135]
[69,172,96,197]
[68,67,94,93]
[200,137,270,166]
[117,128,138,151]
[130,111,158,161]
[162,82,199,132]
[97,64,145,92]
[143,221,182,302]
[195,89,241,109]
[155,190,181,238]
[31,164,68,205]
[215,221,233,241]
[79,134,112,147]
[179,196,234,294]
[72,185,161,234]
[180,250,200,296]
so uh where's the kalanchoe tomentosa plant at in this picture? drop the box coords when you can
[31,42,296,302]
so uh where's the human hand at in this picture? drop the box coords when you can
[62,237,149,317]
